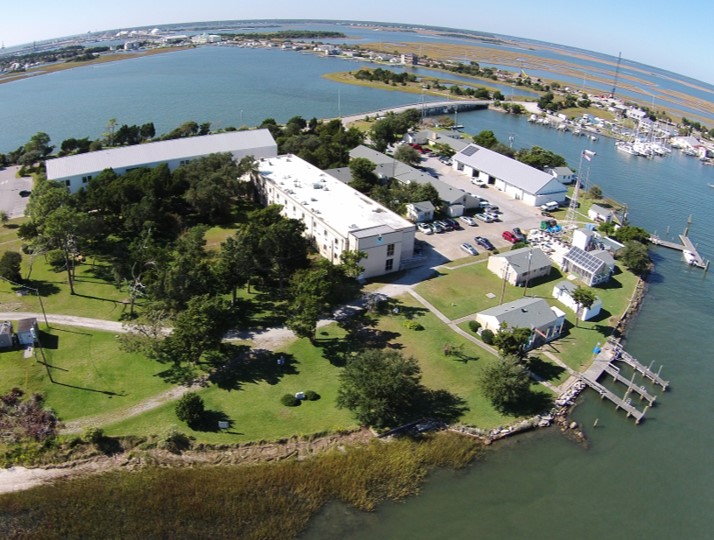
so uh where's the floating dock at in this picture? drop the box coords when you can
[649,217,710,270]
[578,340,668,424]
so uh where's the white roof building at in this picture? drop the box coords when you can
[553,281,602,321]
[254,155,416,279]
[452,143,567,206]
[46,130,278,193]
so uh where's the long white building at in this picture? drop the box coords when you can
[452,143,567,206]
[254,155,416,279]
[45,130,278,193]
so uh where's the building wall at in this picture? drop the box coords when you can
[56,144,277,193]
[255,165,414,280]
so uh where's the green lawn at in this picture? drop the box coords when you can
[375,294,551,428]
[104,326,358,444]
[0,325,173,422]
[415,260,639,371]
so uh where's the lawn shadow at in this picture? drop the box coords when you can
[209,345,299,391]
[51,380,126,397]
[415,388,469,424]
[190,410,234,432]
[21,280,61,297]
[82,264,115,283]
[501,386,555,417]
[37,330,59,349]
[598,277,623,290]
[585,308,613,325]
[528,356,566,382]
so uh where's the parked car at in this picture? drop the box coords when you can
[540,201,560,212]
[475,213,494,223]
[474,236,495,251]
[417,222,433,235]
[502,230,518,243]
[436,219,453,232]
[431,221,445,233]
[460,215,476,227]
[484,212,500,222]
[19,190,31,197]
[443,217,460,230]
[460,243,478,256]
[512,227,526,242]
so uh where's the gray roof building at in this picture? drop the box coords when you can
[487,247,552,286]
[476,297,566,349]
[46,130,278,193]
[452,143,567,206]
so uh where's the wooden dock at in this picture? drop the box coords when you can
[648,217,709,270]
[578,341,668,424]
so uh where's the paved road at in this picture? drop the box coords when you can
[0,166,33,218]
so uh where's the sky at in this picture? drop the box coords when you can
[3,0,713,85]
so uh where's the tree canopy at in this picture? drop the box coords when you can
[479,355,532,414]
[336,349,422,429]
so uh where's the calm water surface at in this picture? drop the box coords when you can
[1,41,713,539]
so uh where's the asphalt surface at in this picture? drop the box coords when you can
[0,166,33,218]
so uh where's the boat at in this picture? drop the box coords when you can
[683,250,697,265]
[616,141,639,155]
[708,183,714,188]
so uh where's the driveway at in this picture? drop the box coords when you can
[0,166,33,218]
[416,155,549,261]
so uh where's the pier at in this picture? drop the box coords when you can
[578,341,668,423]
[649,217,710,270]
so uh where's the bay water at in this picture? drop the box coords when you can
[1,40,712,539]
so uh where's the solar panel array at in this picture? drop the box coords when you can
[461,145,479,157]
[565,247,605,273]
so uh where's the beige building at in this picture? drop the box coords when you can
[487,247,552,286]
[254,155,416,279]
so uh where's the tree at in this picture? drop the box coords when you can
[160,294,233,370]
[348,157,378,193]
[0,251,22,282]
[175,153,241,224]
[175,392,205,426]
[588,185,603,199]
[336,349,422,429]
[393,144,421,167]
[0,211,8,227]
[492,325,532,360]
[620,241,651,276]
[479,355,532,413]
[41,207,93,295]
[473,130,498,149]
[571,286,597,327]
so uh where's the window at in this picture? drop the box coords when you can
[387,243,395,256]
[385,259,394,272]
[65,180,71,187]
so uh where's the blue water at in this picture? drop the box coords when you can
[1,27,713,538]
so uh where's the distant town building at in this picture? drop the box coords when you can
[254,154,416,279]
[46,130,277,193]
[401,53,417,65]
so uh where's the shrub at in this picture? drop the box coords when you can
[82,427,105,447]
[403,319,424,331]
[175,392,205,425]
[281,394,299,407]
[304,390,320,401]
[481,329,495,345]
[468,320,481,333]
[45,249,66,271]
[159,429,192,454]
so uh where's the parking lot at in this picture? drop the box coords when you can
[0,166,33,219]
[415,155,550,261]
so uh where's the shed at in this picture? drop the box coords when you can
[552,281,602,321]
[16,318,38,346]
[588,204,614,223]
[406,201,435,223]
[0,321,14,349]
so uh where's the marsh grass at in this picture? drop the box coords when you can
[0,432,482,539]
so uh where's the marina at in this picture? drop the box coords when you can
[649,217,710,269]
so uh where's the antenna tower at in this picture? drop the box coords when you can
[610,52,622,98]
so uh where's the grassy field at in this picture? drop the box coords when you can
[415,260,638,371]
[0,325,173,422]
